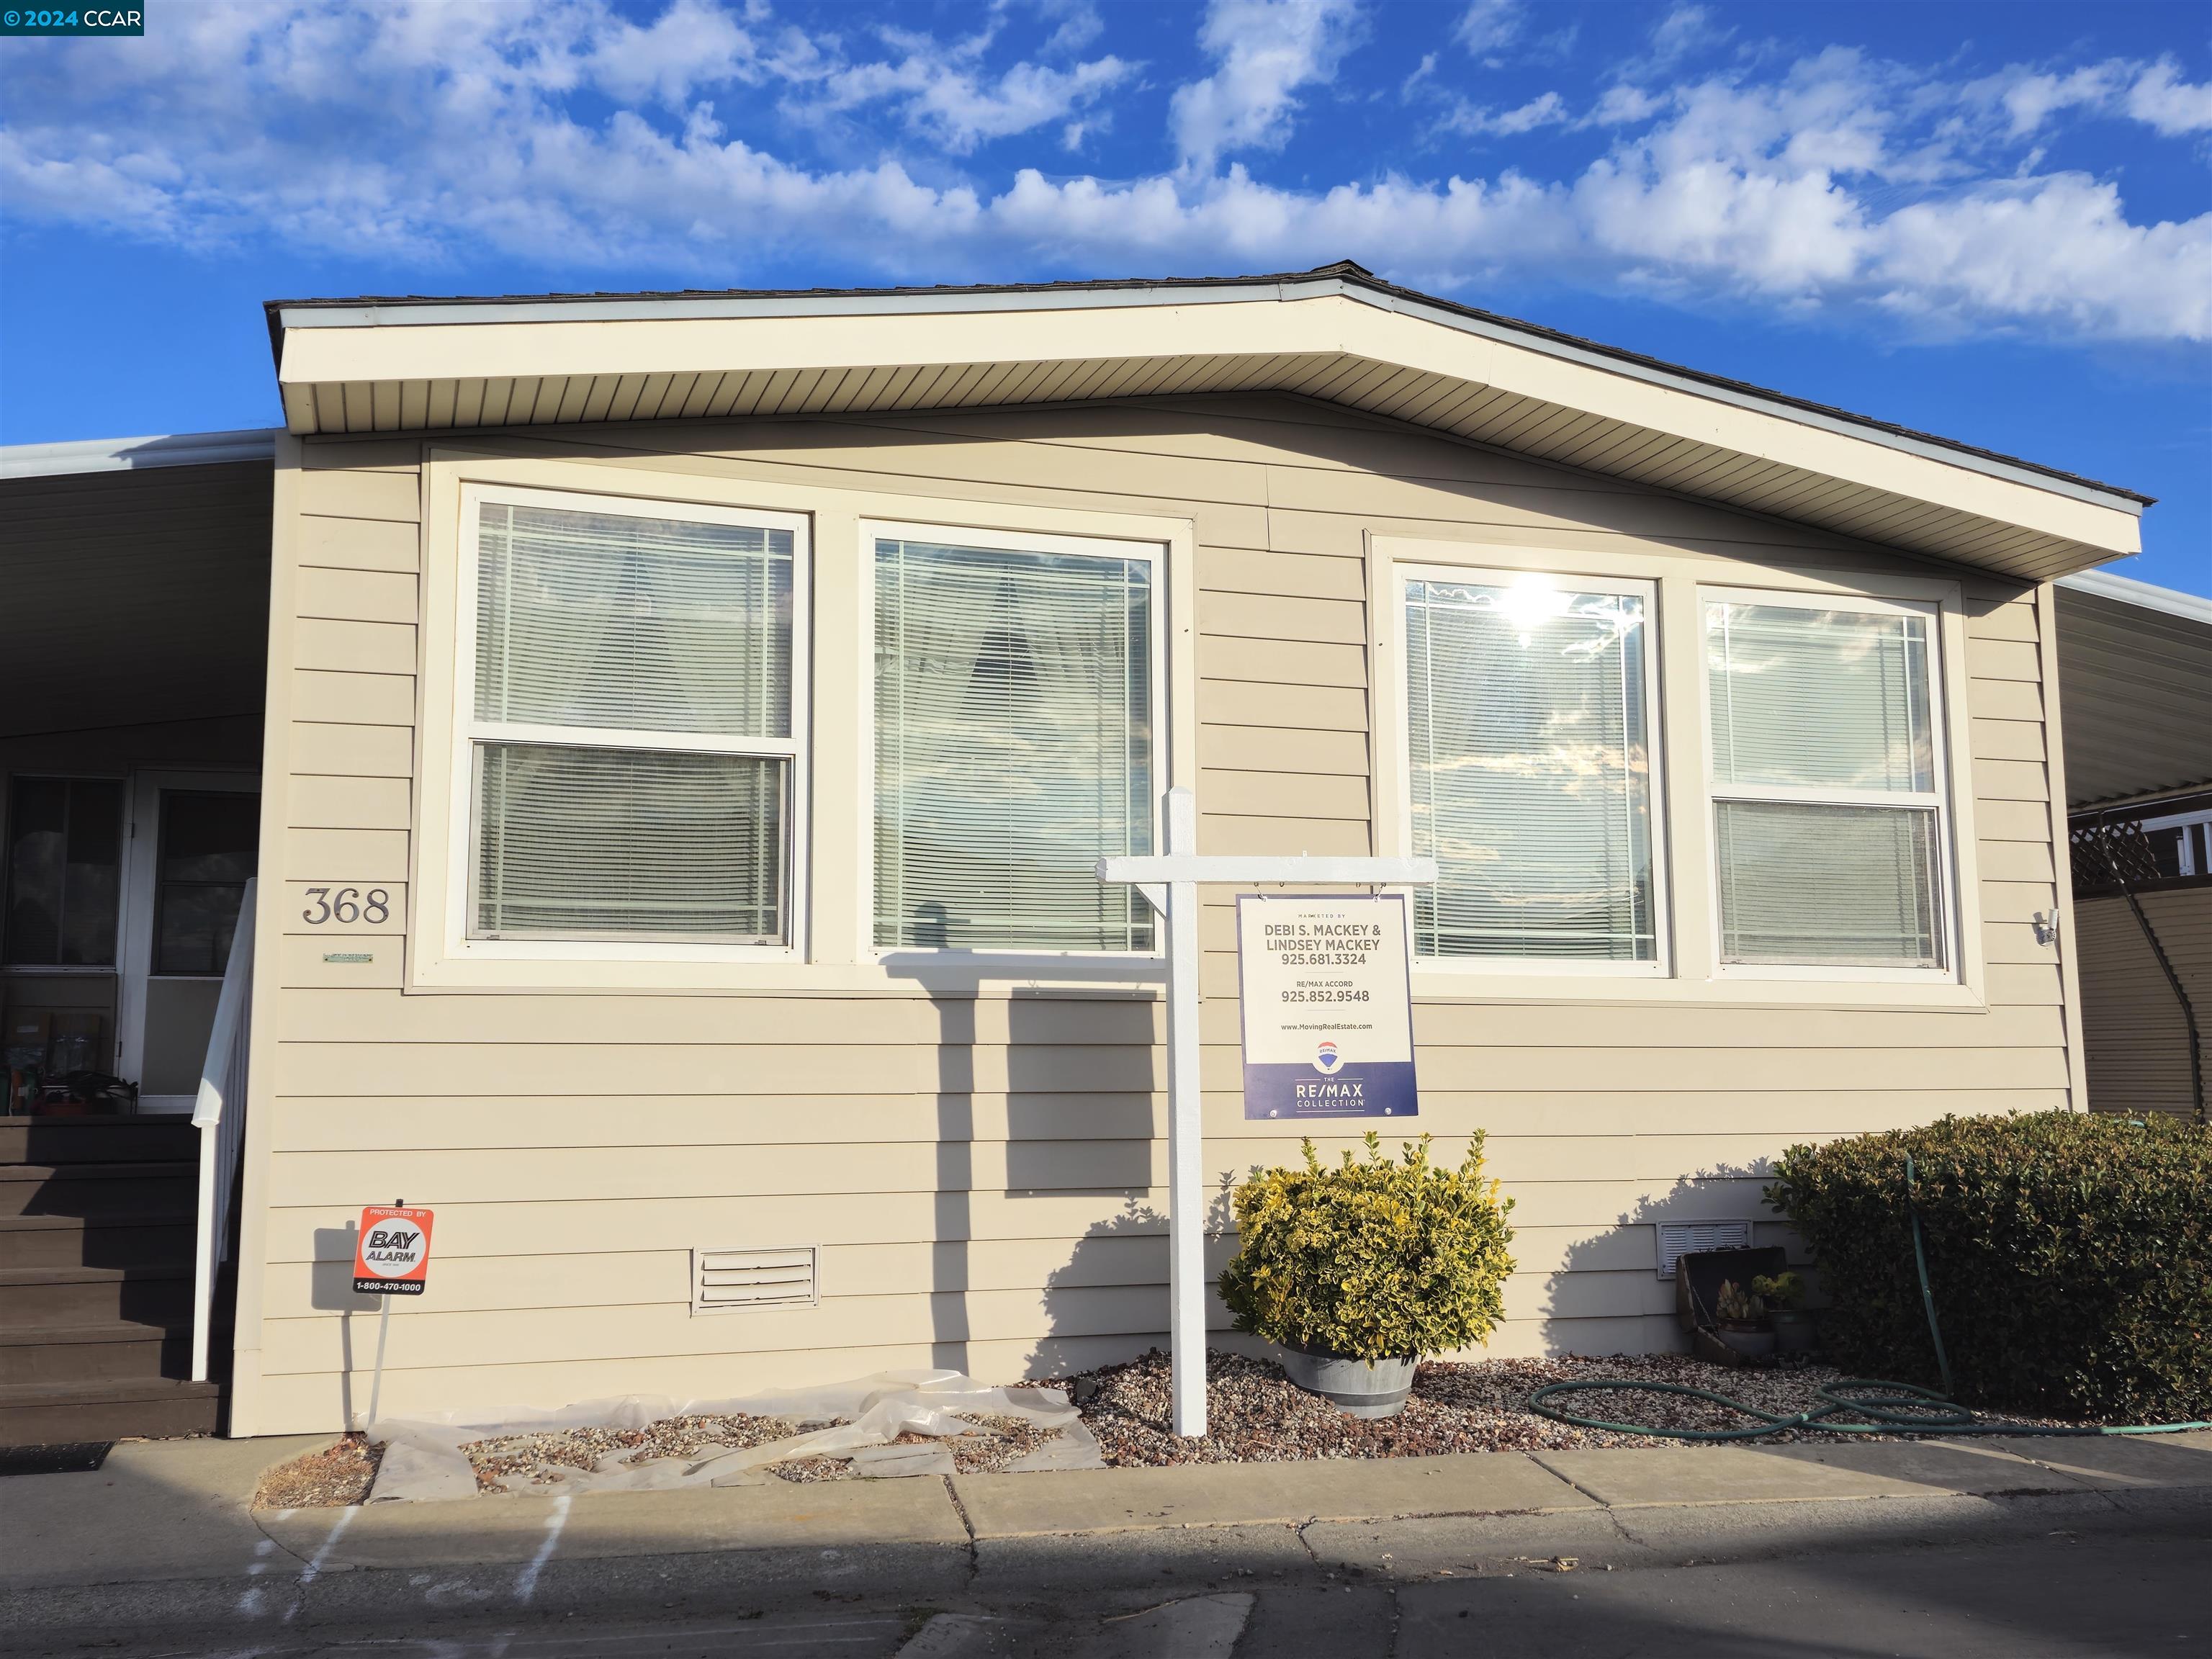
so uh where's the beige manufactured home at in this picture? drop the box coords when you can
[3,264,2164,1442]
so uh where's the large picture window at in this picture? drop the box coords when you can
[463,490,805,946]
[1704,594,1949,971]
[872,528,1156,953]
[1402,572,1660,966]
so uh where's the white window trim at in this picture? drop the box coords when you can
[446,481,812,966]
[1698,584,1964,985]
[1390,561,1671,979]
[1369,534,1989,1012]
[860,517,1170,968]
[411,451,1198,993]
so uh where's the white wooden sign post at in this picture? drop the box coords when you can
[1099,786,1436,1438]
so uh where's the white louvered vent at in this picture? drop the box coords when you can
[691,1246,819,1314]
[1655,1221,1753,1279]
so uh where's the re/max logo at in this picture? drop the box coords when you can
[1295,1079,1366,1101]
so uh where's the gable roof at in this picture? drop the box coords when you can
[264,261,2146,583]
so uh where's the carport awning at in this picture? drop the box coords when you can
[2056,571,2212,809]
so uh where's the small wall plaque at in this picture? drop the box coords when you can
[323,951,374,964]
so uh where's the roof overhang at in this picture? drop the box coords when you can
[266,266,2146,583]
[2055,570,2212,810]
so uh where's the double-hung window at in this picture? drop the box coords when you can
[871,524,1158,954]
[1704,593,1951,972]
[1401,570,1662,968]
[462,487,806,949]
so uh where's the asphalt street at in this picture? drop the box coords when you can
[12,1520,2206,1658]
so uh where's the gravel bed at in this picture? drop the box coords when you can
[253,1436,382,1509]
[462,1413,839,1492]
[1056,1349,2087,1466]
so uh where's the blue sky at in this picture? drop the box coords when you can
[3,0,2206,593]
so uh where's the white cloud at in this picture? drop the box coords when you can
[1454,0,1521,59]
[1972,54,2212,142]
[1,1,2206,346]
[2125,58,2212,138]
[1645,5,1730,71]
[794,28,1136,156]
[1585,84,1665,127]
[1440,91,1569,138]
[1169,0,1364,168]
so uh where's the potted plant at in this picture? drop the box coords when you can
[1713,1278,1775,1359]
[1752,1271,1816,1354]
[1218,1132,1516,1419]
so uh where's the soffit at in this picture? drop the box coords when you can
[0,462,273,739]
[266,277,2145,583]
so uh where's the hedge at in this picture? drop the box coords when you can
[1765,1112,2211,1421]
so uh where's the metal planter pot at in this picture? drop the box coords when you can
[1717,1324,1776,1360]
[1769,1308,1817,1354]
[1278,1346,1419,1419]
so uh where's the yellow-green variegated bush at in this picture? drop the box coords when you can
[1218,1132,1516,1362]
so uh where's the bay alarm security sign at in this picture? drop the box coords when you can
[354,1205,434,1296]
[1237,894,1418,1120]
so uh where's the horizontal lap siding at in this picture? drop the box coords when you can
[249,403,2073,1429]
[2075,889,2211,1118]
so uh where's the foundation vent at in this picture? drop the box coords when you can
[691,1246,819,1313]
[1655,1221,1752,1278]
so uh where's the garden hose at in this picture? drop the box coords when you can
[1527,1154,2212,1443]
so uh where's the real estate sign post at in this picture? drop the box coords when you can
[354,1202,434,1429]
[1100,790,1434,1437]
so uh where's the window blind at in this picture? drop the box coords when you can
[476,745,786,940]
[469,498,796,944]
[1706,601,1946,968]
[1404,580,1656,961]
[873,539,1154,952]
[1708,604,1932,792]
[476,503,792,738]
[1716,801,1941,966]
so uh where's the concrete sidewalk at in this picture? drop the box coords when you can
[4,1429,2208,1650]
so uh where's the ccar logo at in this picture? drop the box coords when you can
[1313,1040,1343,1074]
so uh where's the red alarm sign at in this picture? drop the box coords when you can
[354,1204,434,1296]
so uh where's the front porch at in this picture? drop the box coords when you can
[1,431,275,1443]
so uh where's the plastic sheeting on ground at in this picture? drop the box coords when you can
[364,1370,1101,1503]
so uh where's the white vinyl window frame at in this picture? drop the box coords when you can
[446,481,811,966]
[860,517,1169,968]
[1390,561,1671,979]
[1699,585,1961,984]
[1370,533,1988,1012]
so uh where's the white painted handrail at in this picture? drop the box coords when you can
[189,878,256,1385]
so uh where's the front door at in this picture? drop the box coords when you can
[117,773,259,1112]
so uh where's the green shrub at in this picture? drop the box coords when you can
[1218,1132,1516,1361]
[1766,1112,2212,1420]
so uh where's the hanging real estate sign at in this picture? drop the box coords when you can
[1237,894,1419,1120]
[353,1204,436,1296]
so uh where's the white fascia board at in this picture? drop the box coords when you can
[274,289,2140,554]
[1,428,279,480]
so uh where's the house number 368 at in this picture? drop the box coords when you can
[302,887,391,925]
